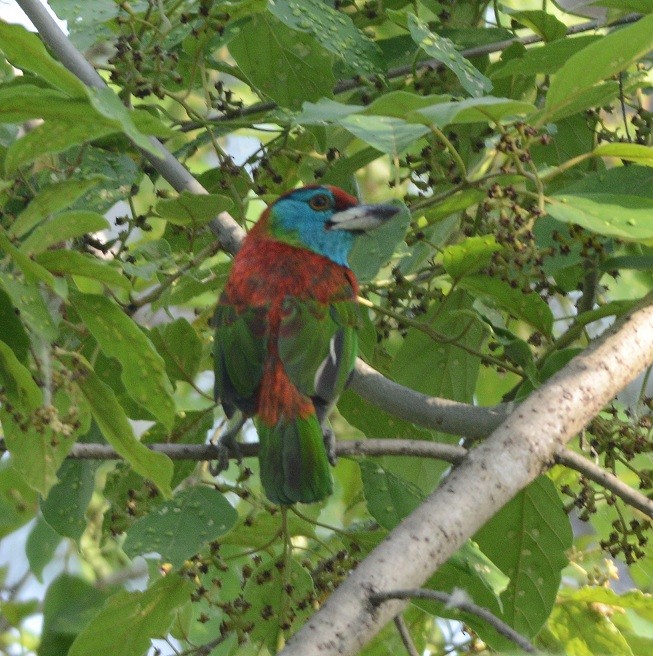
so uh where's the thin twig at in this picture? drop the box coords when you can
[371,589,538,654]
[3,436,650,519]
[393,615,421,656]
[0,439,466,464]
[554,448,653,518]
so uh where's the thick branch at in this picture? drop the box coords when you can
[373,589,537,653]
[350,361,509,439]
[279,295,653,656]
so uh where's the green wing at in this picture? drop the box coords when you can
[277,297,359,404]
[213,300,268,417]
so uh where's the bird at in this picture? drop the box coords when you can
[213,185,398,504]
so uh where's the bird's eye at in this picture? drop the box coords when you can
[308,194,331,211]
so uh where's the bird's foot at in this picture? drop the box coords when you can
[210,416,246,475]
[322,424,337,467]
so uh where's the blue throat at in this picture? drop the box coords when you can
[269,193,354,267]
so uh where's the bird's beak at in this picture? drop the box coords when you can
[325,204,400,232]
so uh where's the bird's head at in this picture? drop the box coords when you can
[266,185,399,267]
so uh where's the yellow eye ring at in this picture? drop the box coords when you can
[308,193,331,211]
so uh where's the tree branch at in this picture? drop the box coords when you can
[374,589,538,654]
[350,361,510,439]
[0,439,466,465]
[392,615,421,656]
[278,294,653,656]
[554,447,653,518]
[5,435,651,518]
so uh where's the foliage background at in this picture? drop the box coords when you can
[0,0,652,655]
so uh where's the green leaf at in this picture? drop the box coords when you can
[0,458,39,538]
[544,596,635,656]
[442,235,501,280]
[594,142,653,166]
[123,487,237,567]
[20,211,109,255]
[35,250,131,290]
[41,459,98,541]
[0,232,66,297]
[5,120,116,174]
[241,557,314,652]
[295,98,365,124]
[359,459,424,530]
[409,96,536,128]
[49,0,117,50]
[0,21,87,97]
[392,290,484,399]
[73,357,173,497]
[474,476,573,638]
[510,10,567,42]
[545,14,653,120]
[220,509,315,549]
[156,191,233,226]
[26,516,62,581]
[367,91,452,117]
[150,318,203,384]
[268,0,383,76]
[360,460,509,612]
[86,87,164,157]
[0,339,42,412]
[9,177,103,239]
[491,35,600,79]
[348,201,411,281]
[68,574,192,656]
[407,14,491,97]
[70,292,176,429]
[1,385,90,496]
[229,13,335,109]
[0,272,59,340]
[602,254,653,271]
[338,114,429,156]
[0,599,39,628]
[547,193,653,242]
[40,574,116,656]
[0,288,30,363]
[0,84,115,132]
[459,274,554,336]
[422,188,486,224]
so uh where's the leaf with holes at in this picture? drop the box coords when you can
[269,0,383,76]
[229,13,335,109]
[547,194,653,243]
[474,476,573,638]
[123,487,237,567]
[408,14,491,97]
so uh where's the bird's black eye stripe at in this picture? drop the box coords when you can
[309,193,331,211]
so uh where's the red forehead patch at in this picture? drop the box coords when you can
[326,185,359,210]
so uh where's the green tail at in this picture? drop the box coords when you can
[256,414,333,505]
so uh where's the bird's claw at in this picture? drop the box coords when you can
[210,417,245,475]
[322,425,337,467]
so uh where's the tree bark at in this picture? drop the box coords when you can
[279,295,653,656]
